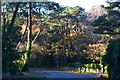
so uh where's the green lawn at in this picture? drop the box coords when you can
[66,70,96,74]
[3,71,47,78]
[63,70,108,78]
[29,71,48,75]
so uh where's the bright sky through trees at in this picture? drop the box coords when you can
[52,0,107,11]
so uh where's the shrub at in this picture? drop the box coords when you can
[84,64,89,68]
[75,62,84,68]
[104,65,108,74]
[9,63,19,74]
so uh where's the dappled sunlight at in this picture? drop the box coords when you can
[2,0,120,79]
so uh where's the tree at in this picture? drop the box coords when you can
[2,1,60,73]
[87,5,106,22]
[2,2,22,74]
[103,39,120,78]
[21,2,32,72]
[92,0,120,78]
[30,5,106,67]
[92,1,120,34]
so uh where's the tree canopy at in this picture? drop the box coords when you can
[2,1,120,78]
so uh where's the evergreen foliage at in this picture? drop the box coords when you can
[92,0,120,78]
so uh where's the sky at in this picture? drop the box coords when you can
[52,0,107,11]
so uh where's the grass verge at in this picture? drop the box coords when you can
[3,71,47,78]
[29,71,48,75]
[63,70,108,78]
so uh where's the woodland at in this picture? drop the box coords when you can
[2,0,120,78]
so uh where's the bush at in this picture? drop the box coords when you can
[66,62,84,68]
[84,64,89,68]
[63,62,109,73]
[96,64,101,69]
[2,52,9,73]
[104,65,108,74]
[88,63,101,69]
[9,63,19,74]
[103,39,120,78]
[75,62,84,68]
[93,64,96,69]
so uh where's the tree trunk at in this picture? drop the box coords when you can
[10,3,20,26]
[16,15,28,49]
[22,2,32,72]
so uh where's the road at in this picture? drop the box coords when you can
[30,68,98,79]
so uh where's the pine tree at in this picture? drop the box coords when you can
[92,0,120,78]
[92,1,120,34]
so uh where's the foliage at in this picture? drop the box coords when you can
[2,24,23,74]
[86,43,107,63]
[92,0,120,78]
[92,1,120,34]
[87,5,106,22]
[2,1,64,73]
[103,38,120,78]
[63,62,107,73]
[2,1,113,75]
